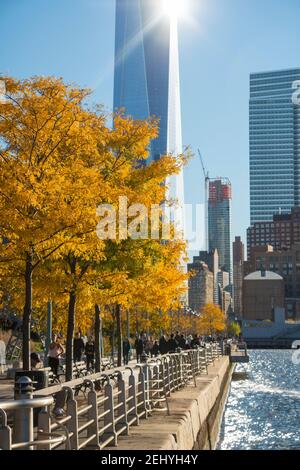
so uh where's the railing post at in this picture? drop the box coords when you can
[169,356,175,392]
[85,380,100,449]
[103,377,117,446]
[13,376,34,450]
[136,365,148,419]
[175,355,181,390]
[64,386,78,450]
[116,372,129,436]
[188,351,197,387]
[163,356,171,396]
[0,409,12,450]
[145,364,152,414]
[37,406,51,450]
[126,367,139,426]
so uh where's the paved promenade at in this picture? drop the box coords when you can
[106,356,231,451]
[0,376,14,400]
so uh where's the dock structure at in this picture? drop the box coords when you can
[229,342,250,364]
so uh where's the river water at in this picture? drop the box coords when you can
[218,350,300,450]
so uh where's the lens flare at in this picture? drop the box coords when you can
[163,0,185,19]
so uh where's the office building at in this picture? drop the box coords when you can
[233,236,244,316]
[247,207,300,260]
[243,271,285,321]
[187,259,214,313]
[248,243,300,320]
[208,178,232,281]
[113,0,184,228]
[250,68,300,225]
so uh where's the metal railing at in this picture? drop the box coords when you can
[0,343,222,451]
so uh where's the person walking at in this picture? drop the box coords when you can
[159,335,168,355]
[175,331,181,344]
[48,335,64,377]
[152,340,160,357]
[123,338,131,365]
[179,334,187,350]
[135,334,144,363]
[145,336,154,357]
[167,334,178,353]
[191,334,201,349]
[85,337,95,371]
[73,332,85,363]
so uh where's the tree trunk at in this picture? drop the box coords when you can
[23,254,33,370]
[110,309,115,362]
[66,290,76,381]
[116,304,122,367]
[94,304,102,373]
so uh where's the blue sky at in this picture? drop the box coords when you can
[1,0,300,253]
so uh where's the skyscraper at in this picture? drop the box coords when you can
[250,68,300,225]
[187,258,214,313]
[113,0,184,225]
[232,236,244,315]
[208,178,232,281]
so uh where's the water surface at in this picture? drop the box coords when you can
[218,350,300,450]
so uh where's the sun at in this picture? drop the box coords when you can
[163,0,185,19]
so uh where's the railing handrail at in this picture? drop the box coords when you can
[0,342,223,451]
[0,396,53,411]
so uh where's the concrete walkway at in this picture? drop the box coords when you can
[106,357,231,451]
[0,376,14,400]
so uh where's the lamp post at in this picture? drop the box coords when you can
[45,300,52,367]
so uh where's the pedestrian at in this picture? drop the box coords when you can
[73,332,85,363]
[167,333,178,353]
[48,335,64,377]
[30,352,41,369]
[191,334,200,349]
[159,335,168,355]
[85,337,95,371]
[135,334,144,363]
[175,331,181,344]
[179,334,186,349]
[152,341,160,357]
[123,338,131,365]
[145,336,154,357]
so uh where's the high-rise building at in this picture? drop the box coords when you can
[248,243,300,320]
[208,178,232,281]
[247,207,300,260]
[217,270,232,315]
[250,68,300,225]
[233,236,244,315]
[187,258,214,312]
[194,250,219,304]
[113,0,184,227]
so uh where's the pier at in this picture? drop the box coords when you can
[0,344,233,451]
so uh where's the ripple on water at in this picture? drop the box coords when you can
[218,350,300,450]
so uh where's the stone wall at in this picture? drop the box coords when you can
[107,357,232,451]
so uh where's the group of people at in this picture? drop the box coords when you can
[133,332,207,363]
[73,333,96,370]
[47,333,96,377]
[32,330,222,375]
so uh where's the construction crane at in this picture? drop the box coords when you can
[198,149,209,252]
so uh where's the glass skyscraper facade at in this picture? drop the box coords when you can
[113,0,184,227]
[208,179,232,282]
[250,68,300,225]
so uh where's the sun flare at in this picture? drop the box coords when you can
[163,0,185,19]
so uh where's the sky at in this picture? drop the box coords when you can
[1,0,300,256]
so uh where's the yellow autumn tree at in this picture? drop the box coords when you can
[197,304,226,336]
[0,76,107,369]
[0,75,189,374]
